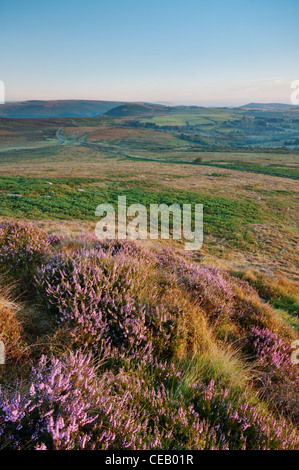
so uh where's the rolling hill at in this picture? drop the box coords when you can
[0,100,127,118]
[104,102,169,117]
[239,103,299,111]
[1,100,298,119]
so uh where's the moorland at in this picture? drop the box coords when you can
[0,100,298,449]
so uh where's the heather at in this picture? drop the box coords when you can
[0,221,298,450]
[35,249,181,358]
[0,220,50,272]
[0,220,55,292]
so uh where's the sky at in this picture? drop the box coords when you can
[1,0,299,106]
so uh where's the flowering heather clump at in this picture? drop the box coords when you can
[71,234,154,261]
[246,326,298,384]
[0,221,50,276]
[35,248,179,358]
[156,249,236,322]
[99,364,296,450]
[112,376,221,450]
[188,378,297,450]
[0,351,159,450]
[46,233,64,246]
[156,248,290,334]
[0,352,100,450]
[181,264,236,321]
[92,237,151,258]
[0,351,296,450]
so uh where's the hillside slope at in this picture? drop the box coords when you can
[239,103,299,111]
[0,100,127,118]
[0,220,298,450]
[104,102,169,117]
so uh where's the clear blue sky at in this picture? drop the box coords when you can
[1,0,299,105]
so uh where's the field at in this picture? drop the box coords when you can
[0,104,298,450]
[0,110,298,279]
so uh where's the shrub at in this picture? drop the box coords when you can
[0,352,101,450]
[188,378,297,450]
[0,221,50,282]
[35,248,181,359]
[246,326,298,384]
[0,352,296,450]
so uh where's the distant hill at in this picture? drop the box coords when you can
[1,100,298,119]
[172,105,205,110]
[0,100,127,118]
[104,103,169,117]
[239,103,298,111]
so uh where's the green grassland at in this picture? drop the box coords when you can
[141,107,243,126]
[0,175,267,249]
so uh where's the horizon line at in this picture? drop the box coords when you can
[2,98,297,108]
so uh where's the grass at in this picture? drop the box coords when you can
[0,284,24,366]
[141,108,243,127]
[0,139,297,280]
[86,126,184,149]
[238,269,299,323]
[0,176,266,249]
[213,162,299,179]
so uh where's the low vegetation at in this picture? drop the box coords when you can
[0,104,298,450]
[0,221,298,450]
